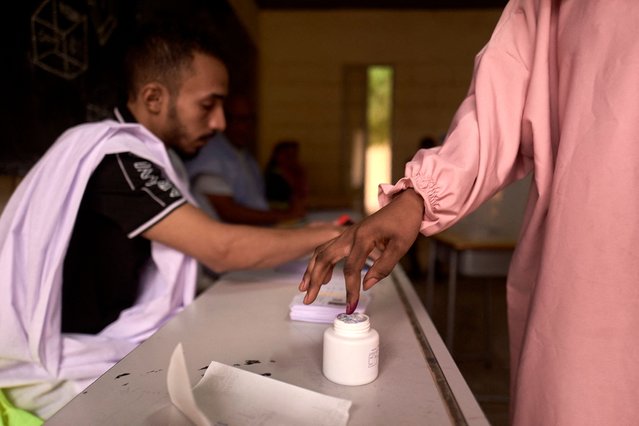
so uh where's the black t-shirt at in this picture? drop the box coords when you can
[61,152,186,334]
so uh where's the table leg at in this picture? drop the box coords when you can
[483,279,494,368]
[446,249,458,351]
[426,239,437,313]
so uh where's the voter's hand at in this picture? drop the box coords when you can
[299,189,424,313]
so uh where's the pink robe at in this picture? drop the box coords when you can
[381,0,639,424]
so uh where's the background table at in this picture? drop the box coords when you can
[47,264,488,425]
[423,176,529,354]
[427,226,516,354]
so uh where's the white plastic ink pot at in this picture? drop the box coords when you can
[322,313,379,386]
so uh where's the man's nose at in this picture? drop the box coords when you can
[210,107,226,132]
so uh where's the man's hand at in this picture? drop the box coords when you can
[298,189,425,313]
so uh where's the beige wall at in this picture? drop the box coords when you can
[258,9,502,209]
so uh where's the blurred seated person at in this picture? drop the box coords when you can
[186,96,305,225]
[264,140,309,211]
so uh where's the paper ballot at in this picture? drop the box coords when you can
[289,274,371,323]
[167,343,352,426]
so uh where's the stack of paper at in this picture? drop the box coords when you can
[289,277,371,323]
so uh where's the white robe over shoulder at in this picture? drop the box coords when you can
[381,0,639,424]
[0,120,197,418]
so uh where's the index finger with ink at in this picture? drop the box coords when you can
[342,239,376,314]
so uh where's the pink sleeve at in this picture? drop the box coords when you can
[380,0,540,235]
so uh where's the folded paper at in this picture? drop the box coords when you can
[166,343,352,426]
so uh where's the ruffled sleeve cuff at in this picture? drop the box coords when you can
[378,177,413,207]
[379,175,440,233]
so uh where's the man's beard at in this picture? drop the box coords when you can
[163,102,215,160]
[176,148,199,161]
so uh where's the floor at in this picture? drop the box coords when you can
[401,251,511,426]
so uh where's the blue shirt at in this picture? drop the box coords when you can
[185,133,269,219]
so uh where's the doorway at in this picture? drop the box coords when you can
[342,65,394,215]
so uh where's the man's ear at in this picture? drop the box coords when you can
[140,82,167,115]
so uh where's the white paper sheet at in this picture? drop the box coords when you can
[166,344,352,426]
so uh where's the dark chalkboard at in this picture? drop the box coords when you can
[1,0,256,174]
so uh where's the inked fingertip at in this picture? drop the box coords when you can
[345,299,359,314]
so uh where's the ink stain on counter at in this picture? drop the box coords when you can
[115,373,130,379]
[244,360,261,365]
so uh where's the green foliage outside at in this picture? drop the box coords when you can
[366,66,393,147]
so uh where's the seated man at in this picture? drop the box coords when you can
[0,24,341,420]
[186,95,306,225]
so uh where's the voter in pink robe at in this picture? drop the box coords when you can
[301,0,639,424]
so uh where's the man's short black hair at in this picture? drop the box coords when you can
[120,22,227,104]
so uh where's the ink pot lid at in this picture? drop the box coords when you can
[333,313,371,334]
